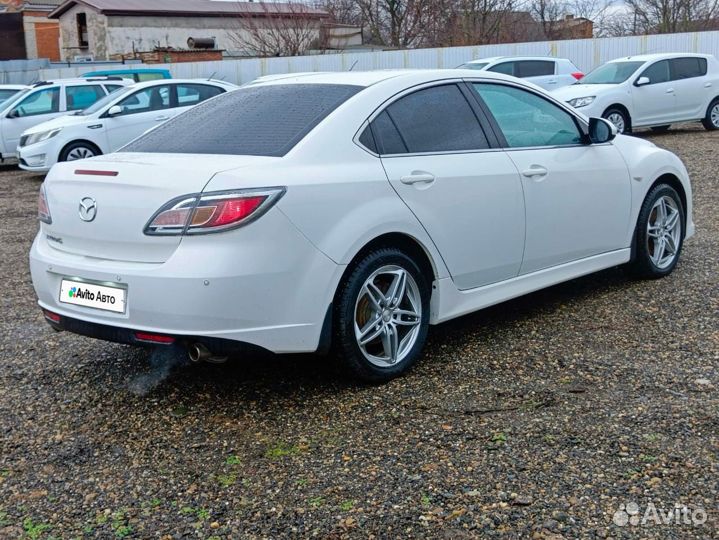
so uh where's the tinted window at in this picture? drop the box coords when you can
[13,87,60,117]
[640,60,670,84]
[488,62,515,75]
[458,62,489,70]
[581,61,644,84]
[66,85,105,111]
[670,57,707,80]
[115,85,171,116]
[176,83,224,106]
[358,124,377,153]
[474,83,582,148]
[0,89,21,104]
[383,84,488,153]
[517,60,554,77]
[371,111,407,154]
[123,84,362,157]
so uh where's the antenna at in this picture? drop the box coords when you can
[348,60,358,71]
[208,71,216,81]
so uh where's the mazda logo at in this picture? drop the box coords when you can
[78,197,97,222]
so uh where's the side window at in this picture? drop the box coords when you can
[380,84,488,154]
[370,111,407,154]
[488,62,515,76]
[115,85,171,116]
[640,60,670,84]
[516,60,554,77]
[176,84,224,107]
[65,85,105,111]
[473,83,582,148]
[358,124,377,153]
[670,57,707,80]
[103,84,124,94]
[12,87,60,117]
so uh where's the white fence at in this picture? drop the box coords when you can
[29,30,719,86]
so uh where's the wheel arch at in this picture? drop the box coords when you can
[59,139,103,161]
[603,103,632,127]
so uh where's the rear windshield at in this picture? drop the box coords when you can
[122,83,362,157]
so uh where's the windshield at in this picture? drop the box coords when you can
[579,61,645,84]
[77,86,134,115]
[0,89,22,106]
[0,88,30,114]
[458,62,489,70]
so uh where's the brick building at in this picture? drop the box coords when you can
[0,0,61,60]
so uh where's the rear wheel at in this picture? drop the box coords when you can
[603,107,631,134]
[334,248,430,382]
[59,141,101,162]
[701,98,719,130]
[628,184,685,278]
[650,125,671,133]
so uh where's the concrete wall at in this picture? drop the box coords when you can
[23,29,719,85]
[58,3,107,61]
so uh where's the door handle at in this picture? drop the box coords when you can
[705,82,713,88]
[154,115,170,121]
[521,166,548,179]
[547,80,557,84]
[400,172,435,185]
[666,88,674,93]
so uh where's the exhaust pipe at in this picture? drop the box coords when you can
[187,343,227,364]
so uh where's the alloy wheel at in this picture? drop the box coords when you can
[711,103,719,128]
[67,147,96,161]
[606,112,625,133]
[646,195,682,269]
[353,265,422,367]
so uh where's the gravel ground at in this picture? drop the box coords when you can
[0,125,717,540]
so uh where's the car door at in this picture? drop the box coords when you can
[516,60,557,90]
[104,84,173,151]
[471,82,631,274]
[374,83,526,290]
[631,60,678,125]
[668,57,708,120]
[2,86,62,152]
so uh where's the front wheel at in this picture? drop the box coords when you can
[603,107,631,134]
[701,98,719,131]
[334,248,430,382]
[628,184,685,279]
[59,141,101,162]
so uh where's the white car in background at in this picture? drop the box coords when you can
[0,84,29,107]
[458,56,584,89]
[31,70,693,382]
[18,79,237,172]
[553,53,719,133]
[0,78,133,162]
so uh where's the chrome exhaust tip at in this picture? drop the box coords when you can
[188,343,211,363]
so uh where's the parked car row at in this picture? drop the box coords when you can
[31,68,695,381]
[460,52,719,134]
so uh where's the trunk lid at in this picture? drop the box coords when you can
[43,153,277,263]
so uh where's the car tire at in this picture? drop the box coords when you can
[650,125,671,132]
[59,141,101,163]
[602,107,631,134]
[333,247,430,383]
[628,184,685,279]
[701,98,719,131]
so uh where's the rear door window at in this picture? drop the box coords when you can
[670,57,708,80]
[516,60,555,77]
[379,84,489,154]
[66,85,105,111]
[123,83,362,157]
[176,83,224,106]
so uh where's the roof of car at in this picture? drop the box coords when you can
[465,56,564,64]
[121,78,236,90]
[609,52,715,62]
[249,69,521,88]
[0,84,29,90]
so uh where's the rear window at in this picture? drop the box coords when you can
[123,84,362,157]
[670,57,708,80]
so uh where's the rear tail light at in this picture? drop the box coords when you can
[38,183,52,224]
[134,332,175,344]
[571,72,584,80]
[144,187,285,236]
[43,309,60,323]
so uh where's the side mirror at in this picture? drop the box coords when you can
[635,76,650,87]
[106,105,122,117]
[588,117,617,144]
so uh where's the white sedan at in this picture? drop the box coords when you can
[30,70,694,382]
[18,79,237,173]
[553,53,719,133]
[458,56,584,90]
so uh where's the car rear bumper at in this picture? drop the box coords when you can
[30,213,345,354]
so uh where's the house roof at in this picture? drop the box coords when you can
[49,0,328,19]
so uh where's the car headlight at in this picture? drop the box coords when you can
[567,96,595,108]
[24,128,62,147]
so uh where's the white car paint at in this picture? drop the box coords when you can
[459,56,583,90]
[18,79,237,173]
[552,53,719,132]
[0,78,133,161]
[30,69,694,369]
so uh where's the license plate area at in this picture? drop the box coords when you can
[59,278,127,314]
